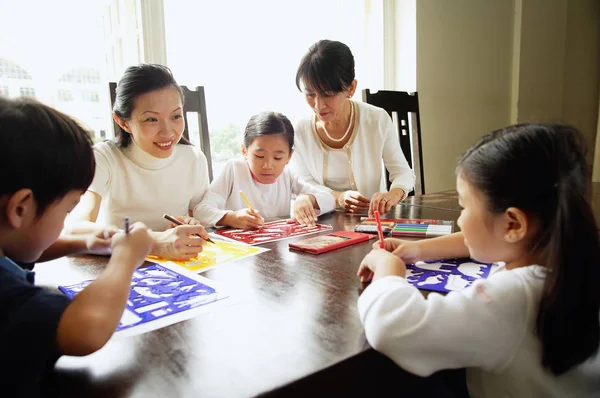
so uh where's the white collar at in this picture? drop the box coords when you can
[124,138,176,170]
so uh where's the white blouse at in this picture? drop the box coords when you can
[291,100,415,199]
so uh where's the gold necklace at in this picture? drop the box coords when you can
[322,101,354,143]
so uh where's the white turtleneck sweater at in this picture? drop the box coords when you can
[88,140,210,231]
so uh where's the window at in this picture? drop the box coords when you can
[164,0,375,177]
[19,87,36,97]
[57,89,73,102]
[0,59,32,80]
[0,0,112,141]
[0,86,8,97]
[81,90,100,103]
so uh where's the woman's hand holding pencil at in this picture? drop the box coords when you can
[147,215,212,260]
[163,214,215,244]
[165,215,203,228]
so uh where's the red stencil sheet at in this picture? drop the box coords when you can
[214,219,333,245]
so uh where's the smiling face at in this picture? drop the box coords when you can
[242,134,293,184]
[115,86,184,158]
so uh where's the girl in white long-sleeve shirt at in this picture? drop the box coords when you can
[357,123,600,398]
[196,111,335,229]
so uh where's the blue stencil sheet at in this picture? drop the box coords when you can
[59,263,226,332]
[405,258,498,293]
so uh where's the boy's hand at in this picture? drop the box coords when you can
[151,224,208,260]
[357,249,406,283]
[166,215,202,228]
[292,194,318,226]
[85,226,119,255]
[338,190,370,212]
[111,222,153,268]
[226,209,264,229]
[374,238,422,264]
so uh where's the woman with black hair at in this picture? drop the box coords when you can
[74,64,211,260]
[291,39,415,217]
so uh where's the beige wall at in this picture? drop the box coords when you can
[416,0,514,192]
[561,0,600,172]
[416,0,600,192]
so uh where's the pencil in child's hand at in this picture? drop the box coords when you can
[239,190,255,212]
[162,213,215,244]
[124,217,130,234]
[374,211,385,249]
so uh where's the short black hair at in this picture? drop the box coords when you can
[0,97,95,216]
[243,111,294,151]
[295,39,355,95]
[113,63,185,148]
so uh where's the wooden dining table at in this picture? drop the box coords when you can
[37,196,463,398]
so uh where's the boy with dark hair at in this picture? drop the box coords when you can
[0,97,153,396]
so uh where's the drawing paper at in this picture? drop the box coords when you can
[59,262,230,337]
[146,240,269,272]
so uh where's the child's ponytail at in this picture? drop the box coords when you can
[536,148,600,374]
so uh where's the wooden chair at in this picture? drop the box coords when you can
[109,82,214,181]
[362,89,425,196]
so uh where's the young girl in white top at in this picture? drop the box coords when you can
[357,124,600,397]
[196,111,335,229]
[73,64,211,260]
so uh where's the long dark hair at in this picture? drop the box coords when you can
[244,111,294,151]
[113,63,187,148]
[458,123,600,375]
[295,39,355,95]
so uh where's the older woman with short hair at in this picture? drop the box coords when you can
[290,39,415,216]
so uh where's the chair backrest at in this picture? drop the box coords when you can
[362,89,425,196]
[108,82,214,182]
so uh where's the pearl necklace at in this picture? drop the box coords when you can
[321,101,354,143]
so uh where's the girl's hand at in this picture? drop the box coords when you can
[150,224,209,260]
[357,249,406,282]
[374,238,422,264]
[227,209,264,229]
[292,194,318,226]
[368,190,404,217]
[166,215,201,228]
[85,225,119,255]
[110,222,153,268]
[338,190,370,212]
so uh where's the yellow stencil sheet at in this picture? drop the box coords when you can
[146,241,269,272]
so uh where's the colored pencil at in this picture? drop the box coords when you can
[239,190,255,212]
[163,214,215,244]
[124,217,130,234]
[374,210,385,249]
